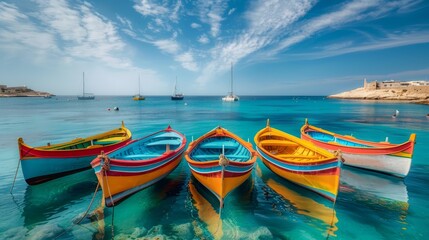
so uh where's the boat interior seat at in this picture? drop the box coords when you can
[276,154,320,159]
[260,140,298,147]
[199,141,239,149]
[86,144,103,149]
[120,154,161,159]
[191,154,250,162]
[146,139,181,146]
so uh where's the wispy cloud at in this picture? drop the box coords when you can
[293,30,429,60]
[133,0,168,16]
[198,34,209,44]
[34,0,131,68]
[175,52,198,71]
[0,2,57,54]
[116,15,133,30]
[195,0,229,38]
[196,0,315,84]
[264,0,423,59]
[152,39,180,54]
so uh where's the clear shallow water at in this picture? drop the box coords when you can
[0,96,428,239]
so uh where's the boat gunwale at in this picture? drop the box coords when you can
[184,127,257,166]
[18,123,132,159]
[91,126,186,167]
[300,122,415,155]
[254,126,338,165]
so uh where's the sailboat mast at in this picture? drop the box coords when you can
[175,76,177,95]
[138,75,141,95]
[231,62,233,95]
[82,72,85,96]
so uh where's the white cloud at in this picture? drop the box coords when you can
[152,39,180,54]
[133,0,168,16]
[195,0,228,37]
[228,8,236,15]
[0,2,57,53]
[198,34,210,44]
[33,0,131,69]
[175,52,198,71]
[266,0,419,58]
[293,30,429,60]
[116,15,133,30]
[170,0,182,22]
[196,0,315,84]
[191,22,201,28]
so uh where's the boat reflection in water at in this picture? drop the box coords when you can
[256,165,338,236]
[340,166,409,212]
[341,167,408,204]
[188,177,223,239]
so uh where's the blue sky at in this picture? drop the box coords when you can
[0,0,428,96]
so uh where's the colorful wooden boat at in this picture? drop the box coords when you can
[91,126,186,207]
[184,127,257,208]
[18,122,132,185]
[300,119,416,178]
[254,120,342,201]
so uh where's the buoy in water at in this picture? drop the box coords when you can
[113,107,119,111]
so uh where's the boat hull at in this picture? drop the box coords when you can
[340,153,411,177]
[171,95,184,100]
[94,153,183,207]
[21,156,94,185]
[18,124,132,185]
[257,147,341,201]
[300,121,415,178]
[188,161,254,201]
[185,127,256,205]
[91,126,187,207]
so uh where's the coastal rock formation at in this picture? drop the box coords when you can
[0,85,53,97]
[328,80,429,104]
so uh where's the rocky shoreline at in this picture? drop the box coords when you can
[0,89,53,98]
[328,87,429,104]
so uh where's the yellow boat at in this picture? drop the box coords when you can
[254,120,342,201]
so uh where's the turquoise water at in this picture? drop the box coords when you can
[0,96,428,239]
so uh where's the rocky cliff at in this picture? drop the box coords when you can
[328,87,429,104]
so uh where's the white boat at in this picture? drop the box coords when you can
[77,72,95,100]
[222,63,239,102]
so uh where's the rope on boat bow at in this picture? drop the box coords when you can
[99,151,115,239]
[10,144,35,194]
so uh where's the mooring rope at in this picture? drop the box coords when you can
[54,182,101,239]
[10,146,35,193]
[102,154,115,240]
[10,158,21,194]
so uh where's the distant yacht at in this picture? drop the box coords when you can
[133,75,145,101]
[77,72,95,100]
[171,76,184,100]
[222,62,239,102]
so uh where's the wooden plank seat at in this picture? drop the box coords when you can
[260,140,299,147]
[93,137,125,145]
[146,139,181,146]
[192,154,250,161]
[276,154,320,159]
[199,141,239,149]
[120,154,161,159]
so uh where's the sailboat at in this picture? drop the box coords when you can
[133,75,145,101]
[171,76,184,100]
[77,72,95,100]
[222,63,239,102]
